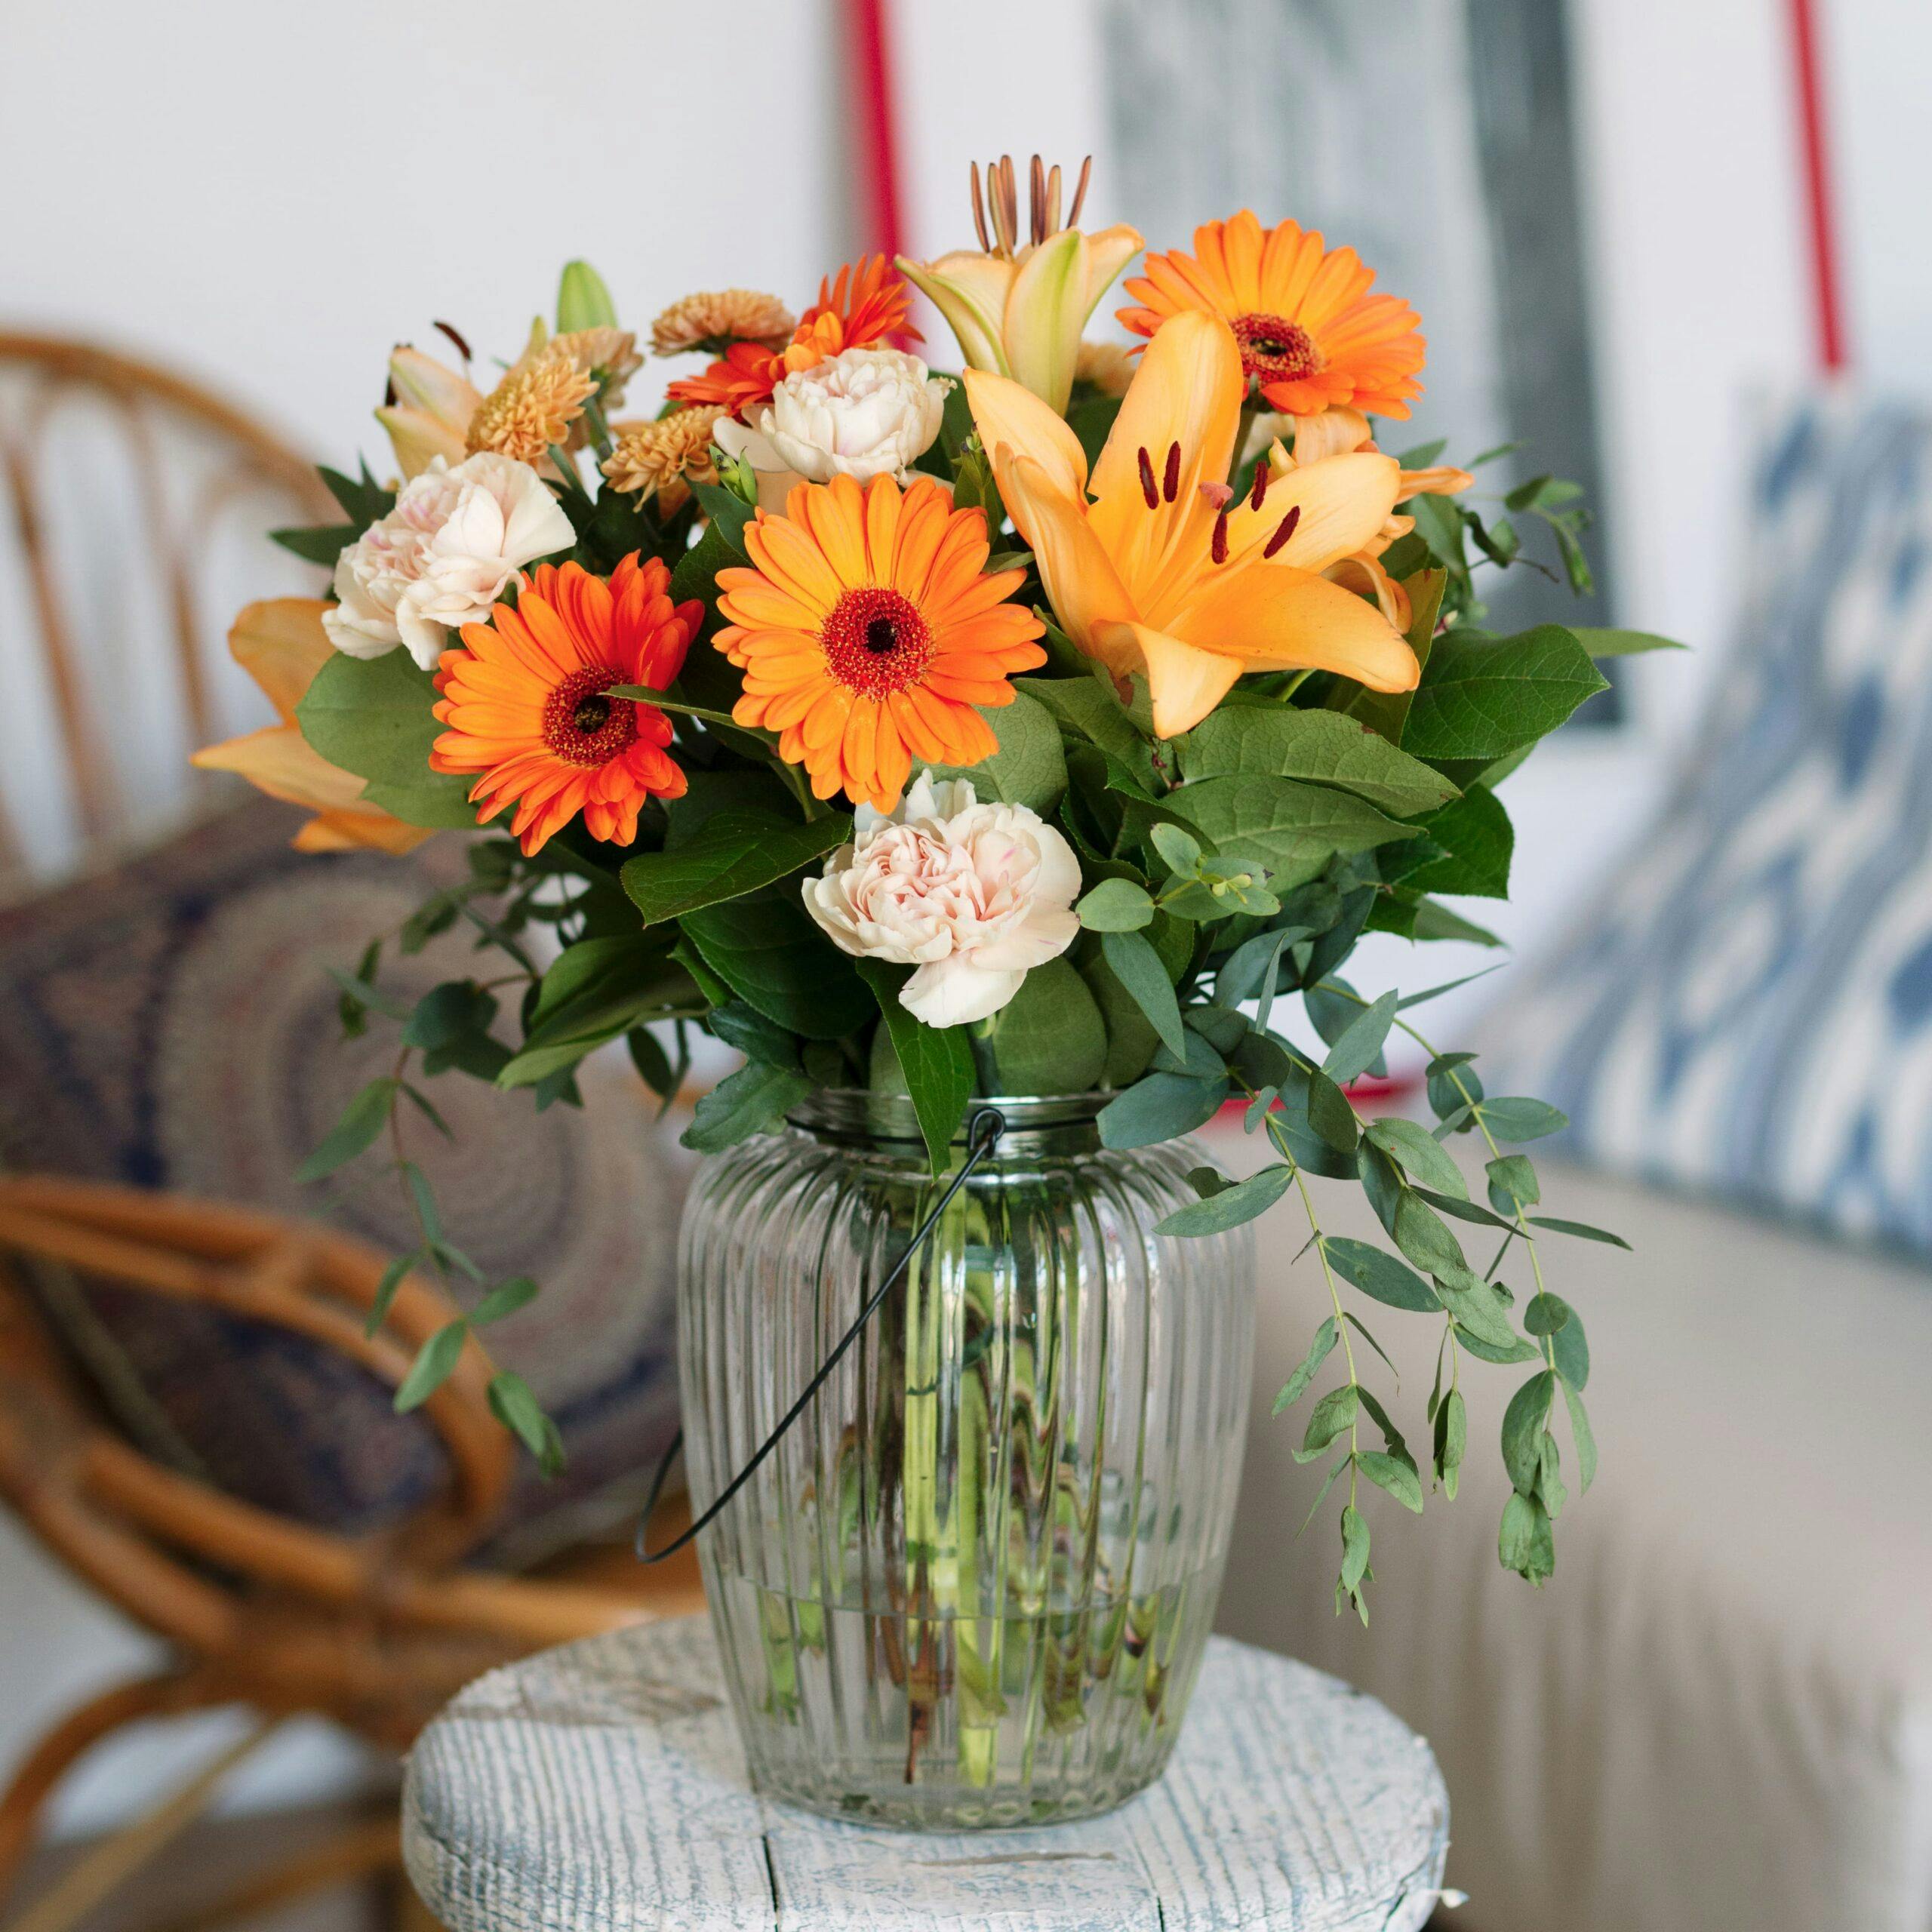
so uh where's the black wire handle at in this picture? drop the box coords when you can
[636,1104,1008,1564]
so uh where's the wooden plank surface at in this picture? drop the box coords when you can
[402,1616,1450,1931]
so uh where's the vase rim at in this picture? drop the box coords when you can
[785,1088,1109,1151]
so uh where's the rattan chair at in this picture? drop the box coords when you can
[0,337,702,1932]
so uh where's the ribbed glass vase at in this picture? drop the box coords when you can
[676,1091,1255,1829]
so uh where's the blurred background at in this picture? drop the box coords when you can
[2,3,1927,1930]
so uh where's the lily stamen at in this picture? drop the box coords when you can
[1137,445,1158,509]
[1250,462,1270,510]
[1162,441,1181,503]
[1262,503,1303,558]
[1211,509,1230,564]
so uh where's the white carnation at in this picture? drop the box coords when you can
[714,347,949,508]
[321,453,573,669]
[803,772,1081,1029]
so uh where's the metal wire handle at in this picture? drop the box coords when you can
[636,1105,1008,1564]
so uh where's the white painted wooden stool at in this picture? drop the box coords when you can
[401,1615,1453,1930]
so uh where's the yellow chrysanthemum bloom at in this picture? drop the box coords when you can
[467,343,597,466]
[550,326,641,409]
[601,406,724,509]
[649,289,796,358]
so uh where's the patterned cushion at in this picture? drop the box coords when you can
[0,794,685,1554]
[1482,398,1932,1253]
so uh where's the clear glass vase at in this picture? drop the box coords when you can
[676,1091,1255,1829]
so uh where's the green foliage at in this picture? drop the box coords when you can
[682,1059,813,1153]
[974,957,1107,1096]
[297,651,476,828]
[620,811,850,924]
[1177,706,1457,817]
[857,961,975,1173]
[678,894,871,1039]
[1400,626,1610,762]
[924,690,1067,814]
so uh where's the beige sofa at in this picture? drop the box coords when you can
[1209,1125,1932,1932]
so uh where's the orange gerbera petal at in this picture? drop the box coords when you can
[1118,212,1426,421]
[666,254,917,420]
[713,472,1045,812]
[429,555,701,857]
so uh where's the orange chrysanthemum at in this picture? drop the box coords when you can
[714,474,1045,812]
[666,254,920,420]
[1118,211,1426,420]
[430,555,701,856]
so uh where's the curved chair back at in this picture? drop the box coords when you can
[0,334,334,888]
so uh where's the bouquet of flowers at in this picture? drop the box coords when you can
[204,155,1668,1616]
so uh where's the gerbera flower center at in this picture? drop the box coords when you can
[1232,312,1323,385]
[542,664,638,767]
[822,586,934,697]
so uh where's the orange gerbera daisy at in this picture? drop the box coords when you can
[714,473,1045,811]
[667,255,919,420]
[1118,211,1426,420]
[430,555,701,856]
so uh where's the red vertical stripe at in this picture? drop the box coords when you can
[1788,0,1847,371]
[844,0,905,262]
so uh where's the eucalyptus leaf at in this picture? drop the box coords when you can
[1478,1097,1570,1143]
[1501,1369,1557,1494]
[1100,928,1187,1060]
[1357,1450,1424,1513]
[1097,1072,1229,1149]
[1528,1214,1631,1249]
[1272,1317,1338,1415]
[297,1077,398,1183]
[394,1319,468,1412]
[1077,878,1155,931]
[1157,1162,1293,1236]
[1321,989,1398,1086]
[1321,1237,1438,1312]
[1366,1118,1469,1198]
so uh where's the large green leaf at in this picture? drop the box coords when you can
[1015,675,1160,792]
[681,1060,813,1154]
[1398,784,1513,899]
[1177,706,1457,817]
[975,956,1107,1095]
[857,961,975,1173]
[679,894,871,1039]
[1167,775,1407,890]
[297,648,476,829]
[1401,625,1609,761]
[621,811,850,924]
[924,690,1068,814]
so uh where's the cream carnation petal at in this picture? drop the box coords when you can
[901,956,1024,1028]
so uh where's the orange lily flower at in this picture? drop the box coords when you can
[964,309,1420,738]
[192,601,432,854]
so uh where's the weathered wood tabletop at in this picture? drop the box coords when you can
[402,1614,1451,1930]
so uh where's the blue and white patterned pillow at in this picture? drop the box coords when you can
[1482,398,1932,1254]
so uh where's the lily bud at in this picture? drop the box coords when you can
[378,345,481,478]
[556,260,618,334]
